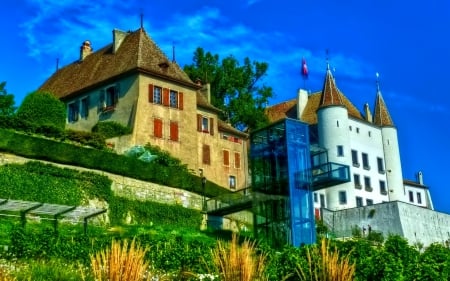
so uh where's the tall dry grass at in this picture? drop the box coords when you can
[211,233,268,281]
[0,267,15,281]
[90,238,155,281]
[296,239,355,281]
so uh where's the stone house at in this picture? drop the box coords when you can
[39,27,248,190]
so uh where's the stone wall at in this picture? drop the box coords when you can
[322,201,450,246]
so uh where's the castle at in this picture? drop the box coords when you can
[39,26,449,246]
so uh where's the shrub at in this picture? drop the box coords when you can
[211,233,268,281]
[16,91,66,131]
[90,239,157,281]
[92,121,132,139]
[296,239,355,281]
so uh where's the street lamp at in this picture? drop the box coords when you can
[202,176,207,211]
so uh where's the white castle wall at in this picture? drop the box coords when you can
[322,201,450,247]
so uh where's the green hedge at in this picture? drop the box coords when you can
[0,128,227,197]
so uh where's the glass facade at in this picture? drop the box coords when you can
[250,118,315,248]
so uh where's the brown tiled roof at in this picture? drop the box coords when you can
[39,28,198,99]
[319,69,343,107]
[196,91,222,114]
[266,91,363,125]
[373,92,394,126]
[403,179,427,188]
[218,119,248,138]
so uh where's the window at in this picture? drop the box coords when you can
[80,97,89,118]
[68,102,79,122]
[314,193,318,203]
[102,85,119,110]
[229,175,236,190]
[223,150,230,166]
[202,117,209,132]
[153,86,162,104]
[320,194,326,207]
[337,145,344,157]
[351,150,359,167]
[379,180,387,195]
[234,152,241,169]
[202,145,211,165]
[356,127,360,133]
[368,131,372,137]
[409,191,414,202]
[336,120,340,127]
[349,125,352,131]
[364,176,372,191]
[169,121,178,141]
[197,114,214,135]
[417,192,422,204]
[339,191,347,205]
[362,153,370,170]
[169,90,178,108]
[354,174,361,189]
[153,118,163,138]
[356,196,363,207]
[366,199,373,206]
[377,157,385,174]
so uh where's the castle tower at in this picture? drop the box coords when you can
[373,76,404,201]
[316,65,352,209]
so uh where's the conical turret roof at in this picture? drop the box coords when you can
[373,77,394,126]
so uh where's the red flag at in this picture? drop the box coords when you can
[301,58,309,79]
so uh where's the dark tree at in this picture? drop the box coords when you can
[0,81,16,117]
[184,47,273,131]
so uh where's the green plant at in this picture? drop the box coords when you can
[210,233,268,281]
[296,239,355,281]
[90,239,158,281]
[16,91,66,131]
[92,121,132,139]
[12,259,90,281]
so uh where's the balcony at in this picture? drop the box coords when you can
[311,162,351,191]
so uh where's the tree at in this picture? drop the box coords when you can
[184,47,273,131]
[16,91,66,130]
[0,81,16,116]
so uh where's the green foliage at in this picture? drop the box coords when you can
[0,161,112,205]
[0,128,229,196]
[64,129,106,149]
[109,196,202,228]
[406,243,450,280]
[0,82,16,117]
[92,121,132,139]
[12,258,92,281]
[16,91,66,131]
[184,47,273,131]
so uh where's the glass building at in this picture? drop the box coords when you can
[250,118,315,247]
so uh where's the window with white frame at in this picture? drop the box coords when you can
[356,196,363,207]
[354,174,361,189]
[339,191,347,204]
[362,153,370,170]
[153,86,162,104]
[169,90,178,108]
[351,150,359,167]
[377,157,385,174]
[229,175,236,190]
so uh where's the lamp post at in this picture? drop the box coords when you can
[202,176,207,211]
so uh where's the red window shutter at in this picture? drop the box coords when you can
[178,92,183,110]
[170,121,179,141]
[234,152,241,169]
[148,84,154,103]
[203,145,211,165]
[197,114,202,132]
[154,119,163,138]
[163,88,169,106]
[223,150,230,166]
[209,117,214,135]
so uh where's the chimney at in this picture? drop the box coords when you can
[297,89,308,120]
[201,83,211,103]
[417,171,424,185]
[79,40,92,61]
[364,103,373,122]
[113,29,127,53]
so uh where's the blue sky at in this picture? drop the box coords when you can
[1,0,449,213]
